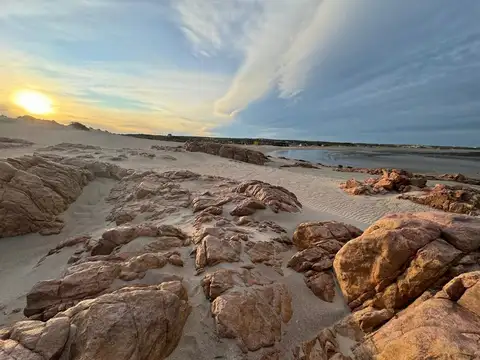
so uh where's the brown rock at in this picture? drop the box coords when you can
[293,221,362,250]
[288,247,330,273]
[211,283,292,352]
[230,198,266,216]
[355,272,480,360]
[399,183,480,216]
[184,141,269,165]
[235,180,302,213]
[195,235,240,269]
[333,212,480,312]
[305,272,336,302]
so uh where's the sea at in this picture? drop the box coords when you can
[271,147,480,177]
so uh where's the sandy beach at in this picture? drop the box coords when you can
[1,119,477,360]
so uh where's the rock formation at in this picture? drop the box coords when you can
[334,212,480,311]
[340,169,427,195]
[1,283,190,360]
[399,183,480,216]
[184,141,269,165]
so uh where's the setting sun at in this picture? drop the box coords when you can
[13,90,53,115]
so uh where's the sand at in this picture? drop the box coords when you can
[0,119,436,357]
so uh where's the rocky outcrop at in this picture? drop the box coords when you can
[399,183,480,216]
[340,169,427,196]
[235,180,302,213]
[2,283,190,360]
[426,172,480,186]
[334,212,480,312]
[288,221,362,301]
[184,141,269,165]
[211,283,292,352]
[0,155,92,237]
[354,271,480,359]
[0,137,33,149]
[25,250,184,320]
[293,221,362,250]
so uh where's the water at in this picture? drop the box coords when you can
[272,147,480,177]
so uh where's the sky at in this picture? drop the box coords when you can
[1,0,479,146]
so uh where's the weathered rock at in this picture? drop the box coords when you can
[354,272,480,360]
[288,247,331,272]
[0,156,93,237]
[201,268,273,300]
[244,240,287,272]
[2,283,190,360]
[184,141,269,165]
[195,235,240,269]
[25,251,180,320]
[0,137,34,149]
[293,221,362,250]
[334,212,480,311]
[399,183,480,216]
[305,272,336,302]
[235,180,302,213]
[340,169,427,196]
[230,198,266,216]
[211,283,292,352]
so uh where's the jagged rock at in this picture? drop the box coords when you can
[334,212,480,311]
[244,240,287,272]
[399,183,480,216]
[293,221,362,250]
[1,283,190,360]
[195,235,240,269]
[354,272,480,360]
[230,198,266,216]
[0,137,34,149]
[184,141,269,165]
[211,283,292,352]
[24,251,182,320]
[201,268,273,300]
[235,180,302,213]
[340,169,427,196]
[305,272,336,302]
[0,155,97,237]
[90,224,189,256]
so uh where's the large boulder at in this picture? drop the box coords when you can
[0,156,92,237]
[211,283,292,352]
[293,221,362,250]
[399,183,480,216]
[235,180,302,213]
[354,271,480,360]
[334,212,480,311]
[184,141,269,165]
[1,283,190,360]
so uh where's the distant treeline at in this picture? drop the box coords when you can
[123,133,478,150]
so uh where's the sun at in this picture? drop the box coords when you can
[13,90,53,115]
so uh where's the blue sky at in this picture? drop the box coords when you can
[1,0,479,145]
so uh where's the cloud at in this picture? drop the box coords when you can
[209,0,361,116]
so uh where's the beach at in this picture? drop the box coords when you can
[0,119,478,359]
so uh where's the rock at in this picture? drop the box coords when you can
[184,141,269,165]
[230,198,266,216]
[333,212,480,311]
[399,183,480,216]
[2,283,190,360]
[25,251,178,320]
[244,241,286,271]
[211,283,292,352]
[195,235,240,269]
[354,271,480,359]
[340,169,428,196]
[351,307,393,333]
[293,221,362,250]
[0,155,92,237]
[288,247,331,273]
[305,272,336,302]
[235,180,302,213]
[0,137,34,149]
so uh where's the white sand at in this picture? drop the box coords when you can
[0,119,435,356]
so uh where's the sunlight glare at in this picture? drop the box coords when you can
[13,90,53,115]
